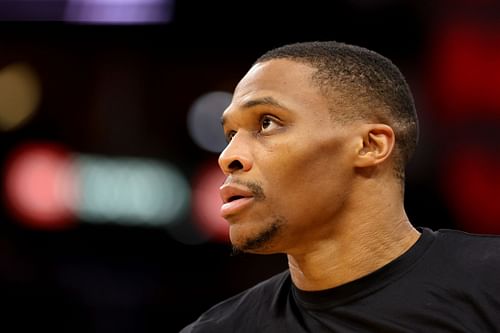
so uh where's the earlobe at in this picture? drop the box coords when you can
[354,124,395,168]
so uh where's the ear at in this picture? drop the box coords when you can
[354,124,395,168]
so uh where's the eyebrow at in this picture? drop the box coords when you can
[220,96,288,126]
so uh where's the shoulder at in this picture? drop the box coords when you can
[427,228,500,280]
[179,270,290,333]
[433,228,500,258]
[426,229,500,327]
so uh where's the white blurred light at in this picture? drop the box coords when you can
[0,62,41,131]
[76,155,190,226]
[187,91,232,153]
[64,0,174,24]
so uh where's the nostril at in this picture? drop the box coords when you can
[228,160,243,171]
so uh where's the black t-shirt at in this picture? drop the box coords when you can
[180,228,500,332]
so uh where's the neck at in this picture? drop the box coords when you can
[288,206,420,291]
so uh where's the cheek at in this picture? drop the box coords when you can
[281,139,347,180]
[262,140,351,212]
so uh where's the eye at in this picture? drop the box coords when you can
[260,115,279,132]
[225,130,236,143]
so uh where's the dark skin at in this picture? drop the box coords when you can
[219,59,420,291]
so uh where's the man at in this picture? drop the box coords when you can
[180,41,500,332]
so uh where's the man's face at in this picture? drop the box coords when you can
[218,59,358,255]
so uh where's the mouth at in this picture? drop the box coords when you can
[219,184,256,217]
[220,184,254,204]
[227,195,246,202]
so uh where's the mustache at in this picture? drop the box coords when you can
[223,177,266,201]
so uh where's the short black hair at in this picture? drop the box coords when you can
[256,41,418,182]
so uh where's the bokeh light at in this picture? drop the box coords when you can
[0,62,41,132]
[3,142,77,230]
[442,146,500,234]
[191,159,229,243]
[3,141,190,230]
[187,91,232,153]
[76,155,190,226]
[64,0,175,24]
[427,15,500,234]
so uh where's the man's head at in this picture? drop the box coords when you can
[256,41,418,181]
[218,41,419,255]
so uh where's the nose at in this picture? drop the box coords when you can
[218,133,253,174]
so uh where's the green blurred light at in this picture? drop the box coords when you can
[75,155,190,226]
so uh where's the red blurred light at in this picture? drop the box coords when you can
[441,146,500,234]
[429,21,500,119]
[428,17,500,234]
[191,159,229,243]
[3,142,78,230]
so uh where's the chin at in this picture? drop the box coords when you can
[229,216,286,254]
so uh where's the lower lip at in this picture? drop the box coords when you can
[220,197,254,217]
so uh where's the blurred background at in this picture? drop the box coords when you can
[0,0,499,332]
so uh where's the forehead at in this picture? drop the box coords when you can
[224,59,328,119]
[237,59,316,91]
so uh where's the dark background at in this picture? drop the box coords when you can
[0,0,499,332]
